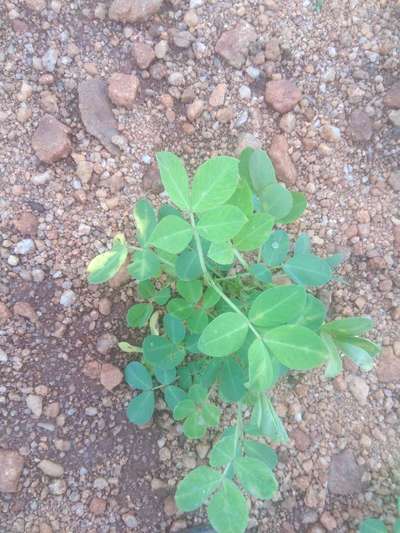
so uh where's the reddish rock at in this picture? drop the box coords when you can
[348,110,373,141]
[269,135,297,185]
[13,212,39,236]
[328,449,362,495]
[108,73,139,108]
[291,428,311,451]
[109,0,162,23]
[13,301,38,323]
[376,352,400,383]
[384,81,400,109]
[82,359,102,379]
[265,80,302,113]
[0,302,11,323]
[186,99,205,122]
[0,450,24,493]
[100,363,123,391]
[132,42,155,70]
[215,21,257,68]
[265,38,281,61]
[209,83,226,107]
[89,496,107,516]
[32,115,71,163]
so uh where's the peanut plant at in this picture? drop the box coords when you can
[87,148,380,533]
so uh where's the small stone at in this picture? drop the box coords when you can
[389,109,400,127]
[265,80,302,113]
[89,496,107,516]
[269,135,297,185]
[239,85,251,100]
[348,110,373,141]
[26,394,43,417]
[348,375,369,405]
[14,239,35,255]
[42,48,58,72]
[388,170,400,192]
[108,73,139,108]
[265,38,281,61]
[173,31,194,48]
[38,460,64,478]
[216,107,234,123]
[109,0,162,23]
[279,112,296,133]
[14,212,38,235]
[122,513,138,529]
[16,104,32,124]
[291,428,311,451]
[168,72,185,86]
[215,21,257,68]
[0,302,11,323]
[100,363,123,391]
[96,333,117,355]
[32,170,52,185]
[45,402,60,418]
[384,82,400,109]
[154,40,168,59]
[0,349,8,363]
[328,449,362,495]
[59,290,76,307]
[376,351,400,383]
[25,0,46,11]
[48,479,67,495]
[98,297,112,315]
[32,115,71,163]
[186,99,205,122]
[40,91,58,114]
[132,42,155,69]
[13,301,38,322]
[321,124,341,143]
[320,512,337,531]
[142,166,162,193]
[236,132,261,155]
[0,450,24,493]
[209,83,226,107]
[184,9,198,26]
[164,495,177,517]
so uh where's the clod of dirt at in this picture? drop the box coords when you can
[32,115,72,163]
[328,449,363,495]
[265,80,302,114]
[269,134,297,185]
[215,21,257,68]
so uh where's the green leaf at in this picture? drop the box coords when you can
[127,303,153,328]
[250,395,288,443]
[322,333,343,378]
[167,298,193,320]
[264,325,327,370]
[321,317,373,337]
[157,250,177,275]
[296,294,326,330]
[284,253,332,287]
[197,205,248,243]
[188,383,208,404]
[87,234,128,284]
[294,233,312,255]
[159,204,180,219]
[153,287,171,305]
[174,399,196,420]
[125,362,153,390]
[279,191,307,224]
[202,287,221,309]
[127,249,160,281]
[191,156,239,213]
[233,213,274,252]
[249,286,306,328]
[229,179,253,218]
[234,456,277,499]
[156,151,191,211]
[260,183,293,220]
[138,280,155,299]
[127,391,155,425]
[175,466,222,512]
[118,341,142,353]
[133,199,157,245]
[326,252,347,268]
[334,337,378,371]
[219,359,247,402]
[242,440,278,470]
[359,518,388,533]
[143,335,185,369]
[262,230,290,267]
[207,479,249,533]
[176,249,202,280]
[184,412,208,439]
[149,215,193,254]
[177,280,203,304]
[249,264,272,283]
[155,367,176,385]
[177,367,192,390]
[249,149,276,193]
[198,312,249,357]
[208,241,235,265]
[210,435,236,467]
[202,402,220,427]
[247,339,274,392]
[164,385,187,411]
[164,314,185,343]
[238,147,254,184]
[187,308,209,334]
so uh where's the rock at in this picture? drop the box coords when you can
[186,99,205,122]
[236,132,262,155]
[32,115,71,163]
[142,166,162,193]
[72,153,93,183]
[164,495,178,516]
[132,42,155,69]
[320,511,337,531]
[78,79,119,155]
[122,513,138,529]
[16,104,32,124]
[26,394,43,417]
[98,297,112,315]
[100,363,123,391]
[0,450,24,493]
[209,83,226,107]
[109,0,162,23]
[265,80,302,113]
[321,124,341,143]
[25,0,46,10]
[216,107,234,123]
[154,40,168,59]
[89,496,107,516]
[14,238,35,255]
[13,301,38,322]
[291,428,311,451]
[376,352,400,383]
[265,38,281,61]
[215,21,257,68]
[32,170,52,185]
[13,212,38,235]
[108,73,139,108]
[168,72,185,86]
[38,459,64,478]
[42,48,59,73]
[348,110,373,141]
[269,135,297,185]
[59,290,76,307]
[328,449,362,495]
[279,112,296,133]
[48,479,67,495]
[40,91,58,114]
[0,302,11,323]
[388,170,400,192]
[384,82,400,109]
[348,375,369,405]
[96,333,117,354]
[389,109,400,127]
[173,31,194,48]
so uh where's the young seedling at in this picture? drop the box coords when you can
[87,148,380,533]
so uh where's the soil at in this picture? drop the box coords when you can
[0,0,399,532]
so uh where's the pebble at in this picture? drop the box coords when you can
[132,42,155,69]
[108,73,140,108]
[100,363,123,391]
[41,48,59,72]
[32,115,71,163]
[348,110,373,141]
[186,99,205,122]
[96,333,117,354]
[209,83,226,107]
[269,134,297,185]
[14,239,35,255]
[328,449,362,495]
[265,80,302,113]
[109,0,162,23]
[215,21,257,68]
[348,375,369,405]
[239,85,251,100]
[321,124,341,143]
[32,170,52,185]
[48,479,67,495]
[59,290,76,307]
[122,513,138,529]
[26,394,43,417]
[38,459,64,478]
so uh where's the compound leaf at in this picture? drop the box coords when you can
[198,312,248,357]
[156,151,191,211]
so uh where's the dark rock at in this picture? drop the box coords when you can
[348,110,373,142]
[328,449,362,495]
